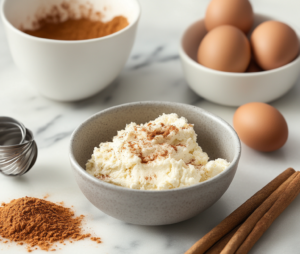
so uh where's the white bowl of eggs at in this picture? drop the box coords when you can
[179,0,300,106]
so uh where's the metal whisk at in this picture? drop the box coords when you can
[0,117,38,176]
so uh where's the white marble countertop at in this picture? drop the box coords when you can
[1,0,300,253]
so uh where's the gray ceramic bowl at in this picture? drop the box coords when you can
[69,101,241,225]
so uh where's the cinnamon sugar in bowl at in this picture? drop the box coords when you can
[1,0,140,101]
[69,101,241,225]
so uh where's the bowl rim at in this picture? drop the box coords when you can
[179,13,300,77]
[1,0,141,44]
[69,101,241,193]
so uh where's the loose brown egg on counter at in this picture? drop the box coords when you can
[197,25,251,72]
[233,102,288,152]
[251,21,299,70]
[205,0,253,34]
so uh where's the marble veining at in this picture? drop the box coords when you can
[1,0,300,253]
[129,46,180,70]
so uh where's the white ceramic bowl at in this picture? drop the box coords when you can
[179,14,300,106]
[1,0,140,101]
[69,101,241,225]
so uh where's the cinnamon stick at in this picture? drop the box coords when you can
[220,172,298,254]
[236,171,300,254]
[205,225,240,254]
[185,168,295,254]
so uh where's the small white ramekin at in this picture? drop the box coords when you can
[179,14,300,106]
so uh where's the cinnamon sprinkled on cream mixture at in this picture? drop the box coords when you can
[86,114,230,190]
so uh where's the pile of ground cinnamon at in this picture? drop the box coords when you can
[0,197,101,252]
[22,2,129,40]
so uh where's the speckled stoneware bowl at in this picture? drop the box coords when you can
[69,101,241,225]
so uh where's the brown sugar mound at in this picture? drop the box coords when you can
[22,2,129,40]
[0,197,100,251]
[23,16,129,40]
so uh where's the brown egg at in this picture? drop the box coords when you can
[233,102,288,152]
[197,25,251,72]
[251,21,299,70]
[205,0,253,33]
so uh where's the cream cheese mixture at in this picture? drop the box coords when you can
[86,113,230,190]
